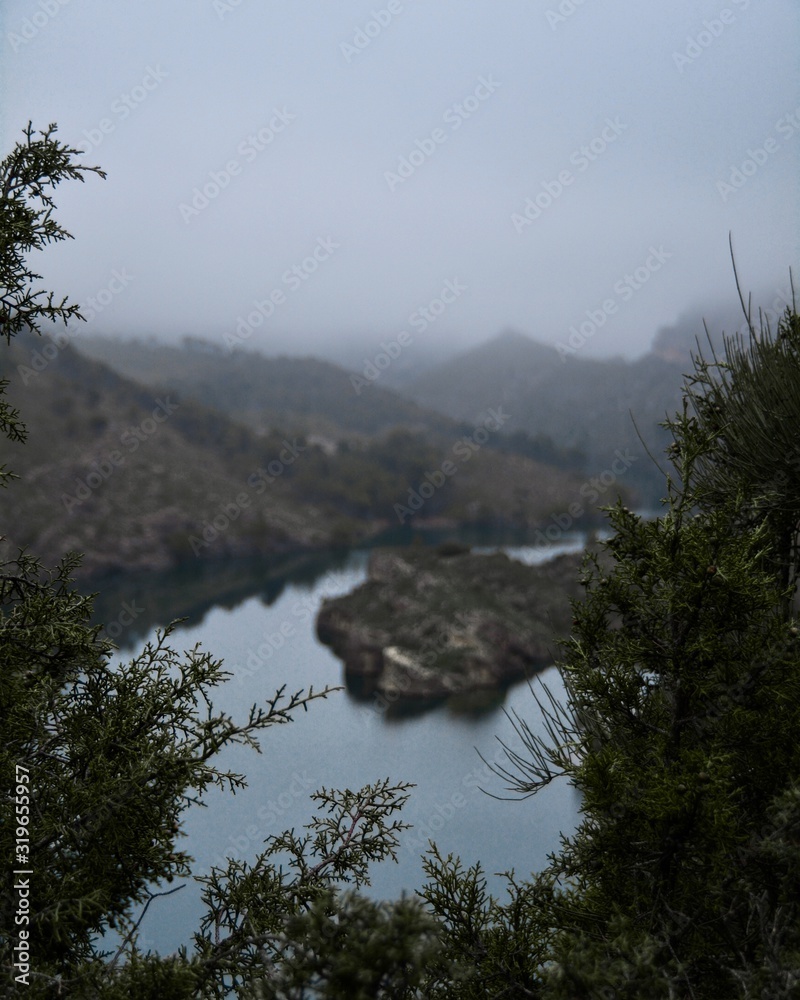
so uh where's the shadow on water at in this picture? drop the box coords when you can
[88,547,357,649]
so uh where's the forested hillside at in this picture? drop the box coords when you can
[0,330,592,578]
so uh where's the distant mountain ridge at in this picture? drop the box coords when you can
[77,291,794,510]
[404,328,689,503]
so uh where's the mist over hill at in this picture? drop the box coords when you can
[7,300,771,581]
[0,331,594,578]
[78,317,755,511]
[77,335,456,442]
[403,329,687,504]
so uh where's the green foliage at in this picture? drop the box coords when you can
[418,846,556,998]
[189,780,440,997]
[1,594,334,993]
[670,282,800,593]
[0,121,104,484]
[481,299,800,997]
[546,499,800,996]
[0,122,105,344]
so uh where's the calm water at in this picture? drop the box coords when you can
[104,539,584,956]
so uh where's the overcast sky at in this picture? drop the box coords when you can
[2,0,798,363]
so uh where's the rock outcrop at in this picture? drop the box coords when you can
[316,544,585,700]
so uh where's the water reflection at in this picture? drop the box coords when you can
[90,547,357,648]
[90,525,586,675]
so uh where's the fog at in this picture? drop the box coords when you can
[1,0,798,365]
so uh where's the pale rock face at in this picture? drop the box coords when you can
[380,645,494,698]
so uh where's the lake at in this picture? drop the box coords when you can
[97,536,584,956]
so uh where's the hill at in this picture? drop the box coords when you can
[77,335,456,442]
[0,331,594,579]
[404,329,687,503]
[0,331,354,577]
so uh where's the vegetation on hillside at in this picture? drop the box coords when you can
[78,334,455,440]
[0,332,592,579]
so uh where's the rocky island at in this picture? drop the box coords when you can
[316,543,586,702]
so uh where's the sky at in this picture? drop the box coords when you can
[1,0,798,365]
